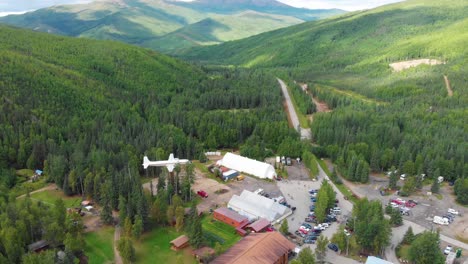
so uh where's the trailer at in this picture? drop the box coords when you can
[222,170,239,181]
[433,216,449,225]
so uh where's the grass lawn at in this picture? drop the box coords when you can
[11,179,48,197]
[30,189,82,208]
[135,227,196,264]
[84,226,114,264]
[201,215,241,253]
[16,169,34,177]
[396,244,411,261]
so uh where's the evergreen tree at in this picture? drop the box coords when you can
[189,209,203,249]
[118,237,136,264]
[167,205,175,226]
[315,235,329,263]
[101,200,114,225]
[279,219,289,235]
[175,206,185,232]
[431,180,440,194]
[390,209,403,226]
[388,166,398,189]
[132,215,143,240]
[402,227,415,244]
[408,231,444,264]
[297,247,315,264]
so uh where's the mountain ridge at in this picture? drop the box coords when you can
[0,0,344,54]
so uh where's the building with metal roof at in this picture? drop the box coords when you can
[217,152,276,179]
[366,256,394,264]
[228,190,292,223]
[211,231,295,264]
[247,218,271,232]
[213,207,249,228]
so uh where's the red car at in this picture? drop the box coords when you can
[391,199,405,205]
[265,227,275,232]
[405,201,416,208]
[197,190,208,198]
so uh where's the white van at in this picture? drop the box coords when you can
[332,207,341,214]
[254,188,264,196]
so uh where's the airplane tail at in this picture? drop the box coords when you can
[143,156,150,169]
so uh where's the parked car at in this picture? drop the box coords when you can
[305,217,316,223]
[390,202,399,208]
[320,223,329,228]
[309,205,316,211]
[309,189,318,194]
[448,208,459,215]
[310,197,317,202]
[405,201,417,208]
[299,226,311,232]
[197,190,208,198]
[295,230,306,237]
[344,229,351,236]
[265,227,275,232]
[444,245,453,255]
[304,237,316,244]
[302,223,313,229]
[328,243,339,252]
[408,199,418,205]
[286,157,292,166]
[443,215,454,223]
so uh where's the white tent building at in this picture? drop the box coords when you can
[218,152,277,179]
[228,190,291,223]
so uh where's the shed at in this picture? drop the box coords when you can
[192,247,216,263]
[27,240,50,252]
[222,170,239,181]
[365,256,394,264]
[236,227,248,237]
[170,235,189,251]
[247,218,270,232]
[81,200,93,206]
[218,152,276,179]
[213,207,249,228]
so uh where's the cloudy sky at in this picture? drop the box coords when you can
[0,0,403,15]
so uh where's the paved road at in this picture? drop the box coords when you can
[277,78,311,140]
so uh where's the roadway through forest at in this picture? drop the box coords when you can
[277,78,311,140]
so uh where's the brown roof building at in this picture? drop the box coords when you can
[170,235,189,251]
[247,218,271,232]
[213,207,249,228]
[211,231,295,264]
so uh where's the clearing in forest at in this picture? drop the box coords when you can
[389,59,443,72]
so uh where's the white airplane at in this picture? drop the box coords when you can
[142,153,189,172]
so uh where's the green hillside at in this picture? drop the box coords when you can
[183,0,468,200]
[183,0,467,72]
[0,0,343,54]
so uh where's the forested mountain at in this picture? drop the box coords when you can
[0,24,300,197]
[0,0,343,54]
[183,0,468,200]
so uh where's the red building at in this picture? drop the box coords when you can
[213,207,249,228]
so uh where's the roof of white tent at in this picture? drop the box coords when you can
[228,190,289,222]
[220,152,276,179]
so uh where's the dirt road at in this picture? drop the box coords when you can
[277,78,311,140]
[444,75,453,96]
[16,184,57,199]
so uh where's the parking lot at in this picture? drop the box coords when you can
[344,173,468,241]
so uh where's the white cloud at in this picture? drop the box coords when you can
[0,0,92,12]
[0,11,32,17]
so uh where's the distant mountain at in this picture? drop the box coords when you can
[181,0,467,73]
[0,0,344,54]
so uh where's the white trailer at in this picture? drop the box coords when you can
[433,216,449,225]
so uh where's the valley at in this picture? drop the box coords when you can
[0,0,467,263]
